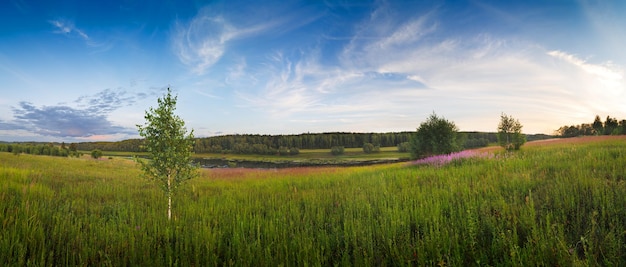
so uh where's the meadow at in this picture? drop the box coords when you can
[1,136,625,266]
[100,146,410,162]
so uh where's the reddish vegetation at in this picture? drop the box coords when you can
[202,166,347,180]
[524,135,626,146]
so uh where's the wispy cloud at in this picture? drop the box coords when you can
[48,18,110,50]
[546,50,625,115]
[49,19,90,41]
[171,5,312,75]
[172,15,233,75]
[547,50,623,83]
[227,3,625,134]
[75,88,137,113]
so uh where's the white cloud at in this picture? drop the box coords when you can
[49,19,90,41]
[172,7,294,75]
[48,18,108,49]
[547,50,623,85]
[172,15,232,74]
[370,13,437,50]
[196,3,626,135]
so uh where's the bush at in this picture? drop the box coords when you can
[330,146,344,155]
[278,146,290,156]
[363,143,380,154]
[289,147,300,155]
[91,149,103,159]
[410,113,461,159]
[397,142,411,152]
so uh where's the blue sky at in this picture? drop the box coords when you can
[1,0,625,142]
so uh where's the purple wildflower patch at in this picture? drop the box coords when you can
[412,150,489,167]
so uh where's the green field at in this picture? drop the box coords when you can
[95,146,410,161]
[95,146,412,168]
[2,137,625,265]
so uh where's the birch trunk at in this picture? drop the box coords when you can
[167,174,172,220]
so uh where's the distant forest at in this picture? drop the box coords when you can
[556,115,626,137]
[5,115,625,156]
[1,131,555,156]
[66,131,552,154]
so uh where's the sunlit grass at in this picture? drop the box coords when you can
[1,136,625,265]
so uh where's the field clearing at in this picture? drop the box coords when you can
[1,136,626,265]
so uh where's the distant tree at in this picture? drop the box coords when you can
[580,123,594,136]
[91,149,103,159]
[51,146,60,156]
[410,112,461,159]
[620,120,626,135]
[252,144,268,155]
[592,115,603,135]
[362,143,380,153]
[12,145,21,155]
[397,142,411,152]
[331,146,345,155]
[497,113,526,151]
[289,147,300,155]
[463,138,489,149]
[562,126,580,138]
[604,116,619,135]
[136,88,198,220]
[278,146,289,156]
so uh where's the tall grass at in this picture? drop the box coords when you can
[1,138,625,265]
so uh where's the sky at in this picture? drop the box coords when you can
[1,0,625,142]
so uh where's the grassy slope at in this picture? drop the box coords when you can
[1,136,625,265]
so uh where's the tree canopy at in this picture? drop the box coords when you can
[497,113,526,151]
[410,113,461,159]
[556,115,626,137]
[136,88,198,220]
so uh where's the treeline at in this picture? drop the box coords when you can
[193,132,413,154]
[0,142,80,157]
[556,115,626,137]
[90,132,551,154]
[192,132,533,154]
[2,131,553,156]
[75,139,144,152]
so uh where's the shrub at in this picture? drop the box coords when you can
[410,112,461,159]
[330,146,344,155]
[362,143,380,153]
[91,149,103,159]
[397,142,411,152]
[363,143,375,153]
[278,146,290,156]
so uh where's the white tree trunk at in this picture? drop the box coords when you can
[167,174,172,220]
